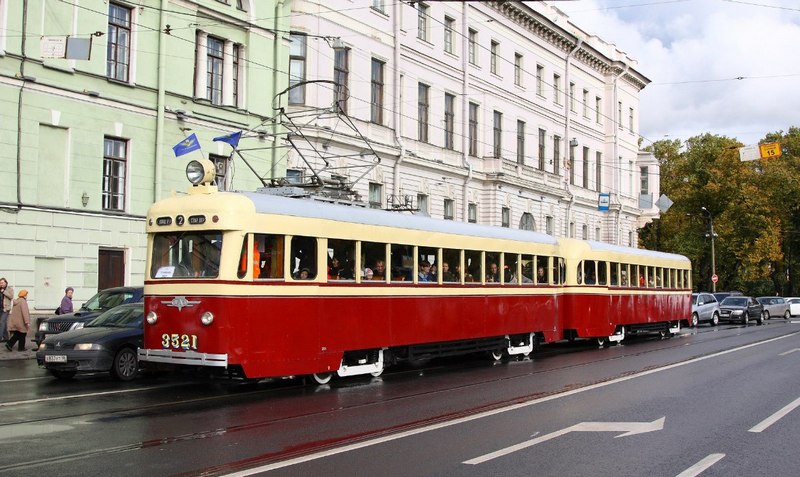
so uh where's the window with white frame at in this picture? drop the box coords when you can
[103,137,127,211]
[569,82,575,112]
[569,143,575,185]
[493,111,502,159]
[582,146,589,189]
[418,82,429,143]
[417,3,429,42]
[369,182,383,209]
[640,166,649,195]
[553,135,560,176]
[444,16,455,54]
[371,58,385,124]
[207,36,224,105]
[444,199,455,220]
[288,33,306,105]
[417,193,428,214]
[501,207,510,228]
[107,3,132,82]
[546,216,554,236]
[595,227,601,241]
[536,65,544,96]
[444,93,455,150]
[583,89,589,117]
[490,41,499,75]
[334,47,349,113]
[514,53,522,86]
[596,151,602,191]
[629,107,635,132]
[553,73,561,105]
[468,29,477,65]
[569,222,576,238]
[582,224,588,240]
[595,96,602,123]
[519,213,535,231]
[468,102,478,156]
[538,128,546,170]
[372,0,385,13]
[516,120,525,165]
[618,101,623,129]
[468,203,477,223]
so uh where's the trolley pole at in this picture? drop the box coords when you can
[702,207,717,293]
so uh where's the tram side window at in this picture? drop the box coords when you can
[290,236,317,280]
[485,252,501,283]
[620,264,629,286]
[418,246,438,283]
[391,244,414,281]
[152,232,222,279]
[610,262,619,286]
[251,234,284,279]
[536,256,549,285]
[504,254,520,284]
[441,248,460,282]
[328,239,356,280]
[648,266,656,288]
[464,250,481,282]
[597,261,607,285]
[656,267,663,288]
[584,261,598,285]
[519,254,534,284]
[362,241,387,281]
[555,258,566,285]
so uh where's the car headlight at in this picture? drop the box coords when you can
[39,322,48,331]
[38,342,48,351]
[74,343,103,351]
[70,322,85,331]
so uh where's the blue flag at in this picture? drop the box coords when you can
[213,130,242,148]
[173,133,201,157]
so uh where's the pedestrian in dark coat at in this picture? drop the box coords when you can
[6,289,30,352]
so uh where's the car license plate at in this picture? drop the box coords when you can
[45,355,67,363]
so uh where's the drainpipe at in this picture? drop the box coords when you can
[153,0,169,202]
[14,0,30,208]
[562,39,582,237]
[460,5,473,222]
[613,64,629,245]
[391,0,406,200]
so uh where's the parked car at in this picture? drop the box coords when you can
[785,297,800,317]
[756,296,791,320]
[691,293,720,327]
[35,286,144,345]
[36,303,144,381]
[713,291,742,304]
[718,296,765,325]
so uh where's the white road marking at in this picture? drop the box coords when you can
[779,348,800,356]
[0,384,175,407]
[675,453,725,477]
[749,396,800,433]
[222,333,794,476]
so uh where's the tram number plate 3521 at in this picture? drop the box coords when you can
[162,333,198,351]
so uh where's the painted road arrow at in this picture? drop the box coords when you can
[464,417,666,465]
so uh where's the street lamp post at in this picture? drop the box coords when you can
[701,207,717,293]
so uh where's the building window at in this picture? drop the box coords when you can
[372,0,385,13]
[640,166,649,195]
[444,16,455,54]
[417,193,428,214]
[444,93,455,150]
[371,58,385,124]
[232,46,240,107]
[516,120,525,165]
[583,146,589,189]
[583,89,589,117]
[546,216,554,236]
[490,41,499,75]
[417,3,429,42]
[418,83,429,143]
[493,111,502,159]
[595,96,602,123]
[207,36,224,105]
[468,203,477,223]
[468,29,477,65]
[596,151,602,191]
[538,128,546,170]
[514,53,523,86]
[618,101,623,129]
[553,135,560,176]
[501,207,510,228]
[536,65,544,96]
[103,137,127,211]
[595,227,601,241]
[569,82,575,112]
[570,222,576,238]
[444,199,455,220]
[289,33,306,105]
[629,107,635,132]
[582,224,588,240]
[369,182,383,209]
[107,3,132,82]
[553,73,561,105]
[519,213,535,231]
[569,143,575,185]
[468,102,478,156]
[334,47,349,113]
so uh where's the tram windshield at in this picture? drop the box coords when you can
[151,232,222,278]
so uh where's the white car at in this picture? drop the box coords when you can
[785,297,800,317]
[691,292,720,327]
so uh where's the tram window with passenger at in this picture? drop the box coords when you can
[152,232,222,278]
[485,252,501,283]
[391,243,413,281]
[360,241,386,281]
[418,246,437,283]
[464,250,481,282]
[441,248,460,282]
[328,239,356,280]
[290,236,317,280]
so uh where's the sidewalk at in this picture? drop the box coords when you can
[0,335,37,360]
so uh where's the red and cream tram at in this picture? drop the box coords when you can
[139,160,691,383]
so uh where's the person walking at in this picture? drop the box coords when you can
[6,289,30,352]
[59,287,74,315]
[0,278,13,342]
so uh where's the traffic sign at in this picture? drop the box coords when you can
[712,274,718,283]
[759,142,781,158]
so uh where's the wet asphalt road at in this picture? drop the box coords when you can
[2,321,800,477]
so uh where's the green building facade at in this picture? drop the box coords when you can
[0,0,289,311]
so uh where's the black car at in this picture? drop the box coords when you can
[35,286,143,345]
[36,303,143,381]
[718,296,765,325]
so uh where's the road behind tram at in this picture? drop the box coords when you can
[2,321,800,477]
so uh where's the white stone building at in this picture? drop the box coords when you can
[286,0,659,245]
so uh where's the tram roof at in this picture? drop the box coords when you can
[584,239,689,263]
[240,192,559,246]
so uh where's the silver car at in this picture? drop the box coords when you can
[691,293,720,327]
[756,296,791,320]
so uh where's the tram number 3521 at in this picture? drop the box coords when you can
[161,333,199,351]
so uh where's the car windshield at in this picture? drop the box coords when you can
[81,289,138,312]
[151,232,222,279]
[87,306,143,328]
[721,297,747,307]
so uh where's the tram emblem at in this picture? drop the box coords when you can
[163,296,201,311]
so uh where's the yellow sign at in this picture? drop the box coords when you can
[759,142,781,158]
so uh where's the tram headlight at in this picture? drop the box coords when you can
[186,159,216,185]
[146,311,158,325]
[200,311,214,326]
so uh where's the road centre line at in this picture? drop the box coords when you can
[749,396,800,433]
[675,454,725,477]
[778,348,800,356]
[223,333,796,476]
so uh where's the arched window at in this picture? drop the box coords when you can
[519,212,535,231]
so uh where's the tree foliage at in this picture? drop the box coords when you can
[640,128,800,296]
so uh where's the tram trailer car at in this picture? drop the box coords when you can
[139,160,691,383]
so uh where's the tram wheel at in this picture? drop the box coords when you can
[311,372,334,385]
[490,350,505,361]
[596,337,607,347]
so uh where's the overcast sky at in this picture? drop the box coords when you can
[557,0,800,147]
